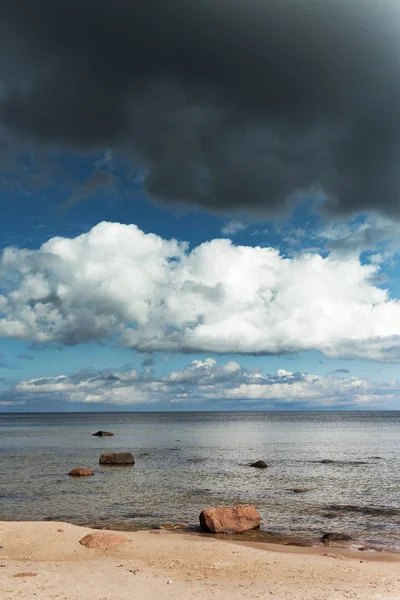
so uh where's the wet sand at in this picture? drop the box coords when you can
[1,520,400,600]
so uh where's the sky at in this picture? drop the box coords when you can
[1,0,400,411]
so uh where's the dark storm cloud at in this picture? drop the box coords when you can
[0,0,399,216]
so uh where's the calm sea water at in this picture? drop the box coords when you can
[0,411,399,550]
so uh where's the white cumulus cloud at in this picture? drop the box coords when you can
[1,358,397,409]
[221,220,247,236]
[1,221,400,360]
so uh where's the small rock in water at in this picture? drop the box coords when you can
[79,532,129,549]
[320,459,335,464]
[249,460,268,469]
[200,505,261,533]
[321,532,352,543]
[92,431,114,436]
[291,488,309,493]
[160,523,188,530]
[99,452,135,465]
[68,467,94,477]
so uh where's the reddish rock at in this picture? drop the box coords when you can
[99,452,135,465]
[68,467,94,477]
[79,532,129,549]
[199,505,261,533]
[13,572,37,578]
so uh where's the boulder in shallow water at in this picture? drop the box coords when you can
[68,467,94,477]
[99,451,135,465]
[92,431,114,436]
[79,532,129,549]
[200,505,260,533]
[291,488,309,493]
[321,532,352,543]
[249,460,268,469]
[320,459,335,464]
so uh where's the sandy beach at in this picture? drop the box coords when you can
[1,521,400,600]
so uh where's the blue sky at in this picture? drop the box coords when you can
[1,1,400,410]
[1,154,400,411]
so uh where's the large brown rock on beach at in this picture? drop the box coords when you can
[79,532,129,549]
[99,451,135,465]
[199,505,261,533]
[68,467,94,477]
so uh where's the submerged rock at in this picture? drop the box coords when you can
[327,504,400,516]
[320,459,335,464]
[68,467,94,477]
[249,460,268,469]
[92,431,114,436]
[321,532,352,543]
[99,452,135,465]
[291,488,309,493]
[199,505,261,533]
[79,532,129,549]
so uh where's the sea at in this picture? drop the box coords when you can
[1,411,399,550]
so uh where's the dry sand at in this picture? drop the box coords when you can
[1,520,400,600]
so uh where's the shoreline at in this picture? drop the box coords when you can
[1,520,400,600]
[3,515,398,556]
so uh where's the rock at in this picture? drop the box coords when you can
[92,431,114,436]
[79,532,129,549]
[328,504,400,516]
[291,488,309,493]
[320,459,335,464]
[249,460,268,469]
[199,505,261,533]
[13,572,37,578]
[68,467,94,477]
[99,452,135,465]
[321,532,352,543]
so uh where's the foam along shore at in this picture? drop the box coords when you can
[1,521,400,600]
